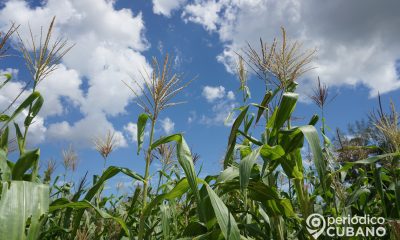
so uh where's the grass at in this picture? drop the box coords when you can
[0,19,399,240]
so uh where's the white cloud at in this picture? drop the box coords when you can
[227,90,235,100]
[157,40,164,54]
[200,85,237,126]
[124,122,138,143]
[160,117,175,134]
[152,0,187,17]
[187,111,197,124]
[182,0,222,31]
[200,99,237,126]
[181,0,400,97]
[37,65,83,118]
[202,85,235,103]
[202,85,226,102]
[0,0,151,147]
[47,113,127,148]
[110,131,127,148]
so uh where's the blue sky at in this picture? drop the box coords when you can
[0,0,400,191]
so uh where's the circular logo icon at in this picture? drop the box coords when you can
[306,213,326,239]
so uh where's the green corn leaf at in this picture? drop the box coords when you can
[266,107,277,129]
[224,106,249,168]
[338,152,400,172]
[50,198,129,237]
[260,144,285,176]
[299,125,326,190]
[308,114,319,126]
[0,73,12,89]
[244,114,254,134]
[137,113,149,155]
[127,186,142,217]
[255,91,273,125]
[151,134,202,218]
[151,134,182,150]
[270,92,298,134]
[61,178,88,229]
[280,151,303,179]
[237,130,263,146]
[243,223,269,239]
[141,178,193,218]
[0,149,11,181]
[0,114,10,122]
[238,144,252,159]
[258,206,271,234]
[373,166,387,217]
[337,145,382,152]
[0,126,9,151]
[178,229,221,240]
[260,145,285,161]
[395,184,400,218]
[240,147,261,193]
[264,198,295,217]
[0,181,49,240]
[0,91,43,132]
[286,81,298,92]
[161,203,171,239]
[216,166,239,183]
[71,166,144,236]
[217,179,294,217]
[139,178,210,237]
[14,123,24,154]
[246,181,281,201]
[182,222,208,237]
[12,149,40,180]
[218,180,281,202]
[346,187,370,206]
[24,93,44,127]
[205,184,241,240]
[279,129,306,158]
[198,185,217,229]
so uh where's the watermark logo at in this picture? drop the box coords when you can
[306,213,326,239]
[306,214,386,239]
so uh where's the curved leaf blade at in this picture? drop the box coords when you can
[50,199,129,237]
[0,181,49,240]
[224,106,249,168]
[239,147,261,193]
[71,166,143,236]
[12,149,40,180]
[137,113,149,155]
[205,184,241,240]
[299,125,326,190]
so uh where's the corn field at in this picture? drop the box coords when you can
[1,18,400,240]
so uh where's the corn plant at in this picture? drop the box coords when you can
[0,22,49,240]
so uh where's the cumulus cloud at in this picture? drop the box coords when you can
[182,0,400,97]
[0,0,151,147]
[47,113,127,148]
[202,85,235,104]
[153,0,187,17]
[36,65,83,118]
[227,90,235,100]
[199,100,237,126]
[200,85,237,126]
[182,0,222,31]
[124,122,138,143]
[202,85,226,102]
[187,111,197,124]
[160,117,175,134]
